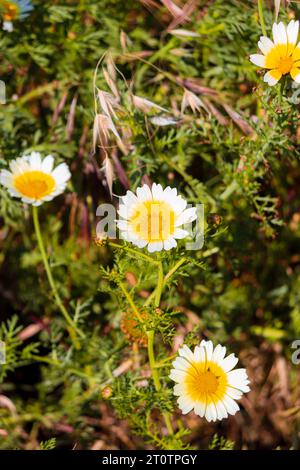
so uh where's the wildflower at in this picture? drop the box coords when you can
[250,20,300,86]
[1,0,33,31]
[117,183,197,253]
[0,152,71,206]
[169,340,250,422]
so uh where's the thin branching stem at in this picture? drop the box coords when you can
[32,206,84,340]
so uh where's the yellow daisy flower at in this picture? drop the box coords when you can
[169,340,250,422]
[250,20,300,86]
[0,152,71,206]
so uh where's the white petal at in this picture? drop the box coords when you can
[212,344,227,364]
[178,344,195,362]
[136,184,152,202]
[8,188,22,198]
[173,196,187,215]
[163,186,177,199]
[175,207,197,226]
[226,386,244,400]
[42,155,54,173]
[220,353,239,372]
[263,71,281,86]
[293,71,300,83]
[134,239,148,248]
[0,170,14,188]
[31,200,43,207]
[117,204,131,219]
[227,369,250,392]
[116,220,129,230]
[147,241,163,252]
[287,20,299,46]
[10,158,29,175]
[205,402,217,422]
[29,152,42,170]
[194,402,206,417]
[51,163,71,184]
[258,36,274,54]
[3,21,13,32]
[215,400,228,420]
[200,340,213,362]
[169,369,187,383]
[194,345,205,363]
[173,228,189,239]
[273,22,287,44]
[121,190,138,206]
[249,54,265,67]
[172,356,190,371]
[163,237,177,250]
[177,395,194,414]
[20,196,36,204]
[173,383,187,396]
[151,183,164,200]
[222,395,240,416]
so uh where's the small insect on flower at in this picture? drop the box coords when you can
[250,20,300,86]
[1,0,33,31]
[0,152,71,206]
[117,183,197,253]
[169,340,250,422]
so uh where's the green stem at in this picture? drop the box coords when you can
[147,261,174,435]
[154,260,164,308]
[32,206,84,339]
[108,240,159,265]
[145,258,186,307]
[147,330,161,390]
[118,280,144,325]
[258,0,267,36]
[147,330,174,435]
[164,258,187,283]
[279,75,287,105]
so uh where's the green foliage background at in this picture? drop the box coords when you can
[0,0,300,450]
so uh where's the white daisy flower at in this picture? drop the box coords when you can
[0,152,71,206]
[169,340,250,422]
[250,20,300,86]
[116,183,197,253]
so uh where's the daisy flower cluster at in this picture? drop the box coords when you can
[0,0,33,32]
[250,20,300,86]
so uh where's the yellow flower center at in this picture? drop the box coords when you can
[3,2,19,21]
[129,200,175,242]
[13,171,56,200]
[265,44,295,75]
[185,361,228,404]
[278,56,293,74]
